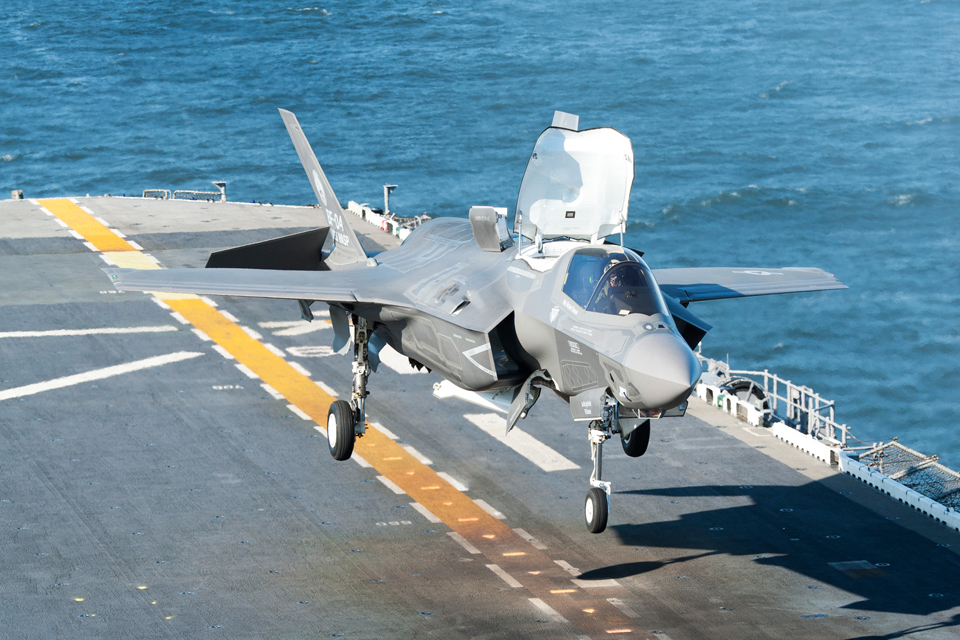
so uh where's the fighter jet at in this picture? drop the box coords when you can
[105,109,846,533]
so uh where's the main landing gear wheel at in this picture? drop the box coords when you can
[585,487,608,534]
[621,419,650,458]
[327,400,356,461]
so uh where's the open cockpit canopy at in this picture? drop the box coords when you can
[516,113,634,243]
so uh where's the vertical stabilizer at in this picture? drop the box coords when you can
[278,108,367,268]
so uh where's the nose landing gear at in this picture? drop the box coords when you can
[586,426,611,533]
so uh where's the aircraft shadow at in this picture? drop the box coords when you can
[579,483,960,618]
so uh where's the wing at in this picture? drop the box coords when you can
[653,267,846,303]
[103,266,410,308]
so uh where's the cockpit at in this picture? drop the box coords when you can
[562,248,666,317]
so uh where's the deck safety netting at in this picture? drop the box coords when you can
[859,441,960,509]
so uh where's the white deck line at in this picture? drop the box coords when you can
[0,351,203,401]
[288,361,312,377]
[464,413,580,472]
[286,404,312,421]
[0,326,177,339]
[401,444,432,465]
[606,597,639,618]
[486,564,523,588]
[527,598,567,623]
[370,422,398,440]
[409,502,441,523]
[436,471,468,491]
[260,383,284,400]
[376,475,406,495]
[234,363,258,379]
[211,344,235,360]
[447,531,481,554]
[512,527,547,549]
[474,499,506,520]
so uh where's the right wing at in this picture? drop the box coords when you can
[103,266,407,308]
[653,267,846,303]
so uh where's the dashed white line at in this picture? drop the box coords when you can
[151,297,171,310]
[370,422,398,440]
[464,413,580,472]
[0,326,177,339]
[286,404,312,421]
[240,325,263,341]
[606,597,639,618]
[512,528,547,549]
[92,215,109,224]
[219,310,239,323]
[528,598,567,623]
[99,254,116,266]
[401,444,432,465]
[262,343,286,358]
[555,560,580,576]
[199,296,218,307]
[67,229,83,239]
[486,564,523,588]
[436,471,468,492]
[53,217,68,227]
[314,379,338,397]
[260,383,284,400]
[211,344,235,360]
[169,312,189,325]
[352,454,371,468]
[376,475,406,495]
[409,501,441,523]
[235,363,258,379]
[127,240,144,251]
[0,351,204,401]
[288,361,312,377]
[82,241,99,252]
[474,499,506,520]
[447,531,481,554]
[190,328,212,342]
[110,228,127,239]
[573,579,621,589]
[313,425,328,437]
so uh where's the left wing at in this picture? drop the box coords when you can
[653,267,846,304]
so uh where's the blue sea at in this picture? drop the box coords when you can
[3,1,959,465]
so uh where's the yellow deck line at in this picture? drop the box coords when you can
[42,198,635,635]
[38,199,135,252]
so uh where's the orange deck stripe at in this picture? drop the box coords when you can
[38,199,135,252]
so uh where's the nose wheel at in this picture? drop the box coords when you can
[585,487,609,534]
[585,426,612,533]
[326,313,371,462]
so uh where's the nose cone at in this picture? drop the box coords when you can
[619,332,701,410]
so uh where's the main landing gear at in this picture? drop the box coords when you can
[583,401,652,533]
[326,314,370,461]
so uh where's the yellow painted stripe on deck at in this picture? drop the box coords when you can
[38,199,134,252]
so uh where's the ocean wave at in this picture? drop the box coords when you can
[1,154,17,162]
[759,80,794,99]
[287,7,330,14]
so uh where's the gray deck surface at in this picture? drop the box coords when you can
[1,196,959,639]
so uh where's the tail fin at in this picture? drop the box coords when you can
[279,108,367,268]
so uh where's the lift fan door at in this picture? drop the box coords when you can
[516,126,634,243]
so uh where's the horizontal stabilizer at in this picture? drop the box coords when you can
[654,267,846,303]
[205,228,327,271]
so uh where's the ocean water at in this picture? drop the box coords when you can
[3,1,959,465]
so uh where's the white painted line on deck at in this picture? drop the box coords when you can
[528,598,567,623]
[606,597,639,618]
[464,413,580,472]
[512,528,547,549]
[260,383,284,400]
[409,501,441,523]
[352,454,371,468]
[219,310,239,322]
[743,427,771,437]
[313,425,328,437]
[286,345,334,358]
[240,325,263,340]
[67,229,83,239]
[0,326,178,339]
[99,254,116,266]
[447,531,481,554]
[262,343,286,358]
[199,296,218,307]
[474,499,506,520]
[401,444,432,465]
[191,328,212,342]
[370,422,398,440]
[169,312,189,325]
[144,254,161,264]
[436,471,468,492]
[110,228,127,239]
[486,564,523,588]
[92,215,109,225]
[555,560,580,576]
[376,475,406,495]
[127,240,144,251]
[234,363,258,379]
[287,404,312,421]
[573,579,621,589]
[53,217,67,227]
[211,344,235,360]
[151,297,171,310]
[287,361,312,377]
[314,379,338,397]
[82,241,98,252]
[0,351,204,402]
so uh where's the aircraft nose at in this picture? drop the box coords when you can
[621,332,701,410]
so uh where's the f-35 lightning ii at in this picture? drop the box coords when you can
[105,109,846,533]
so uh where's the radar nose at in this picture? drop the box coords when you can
[620,332,701,410]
